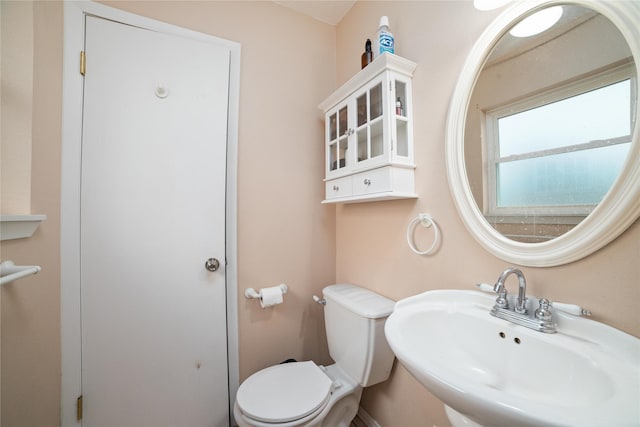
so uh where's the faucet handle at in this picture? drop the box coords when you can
[495,287,509,309]
[551,301,592,317]
[475,283,495,293]
[535,298,552,321]
[475,283,508,308]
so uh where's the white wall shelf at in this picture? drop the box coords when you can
[1,214,47,241]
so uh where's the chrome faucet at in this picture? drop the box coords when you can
[489,268,556,333]
[493,267,527,314]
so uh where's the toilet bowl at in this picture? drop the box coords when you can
[234,363,361,427]
[233,284,396,427]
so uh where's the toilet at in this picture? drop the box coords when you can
[234,284,396,427]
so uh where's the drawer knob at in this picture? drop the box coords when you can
[364,179,372,185]
[333,185,340,191]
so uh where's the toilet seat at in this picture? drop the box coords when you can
[236,361,333,424]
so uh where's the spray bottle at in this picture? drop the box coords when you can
[374,16,394,58]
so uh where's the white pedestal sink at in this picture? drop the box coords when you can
[384,290,640,427]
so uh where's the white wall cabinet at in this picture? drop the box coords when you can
[319,53,417,203]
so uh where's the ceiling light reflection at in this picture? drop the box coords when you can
[509,6,564,37]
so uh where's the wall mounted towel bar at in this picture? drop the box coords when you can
[0,260,42,286]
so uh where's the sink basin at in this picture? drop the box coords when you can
[384,290,640,427]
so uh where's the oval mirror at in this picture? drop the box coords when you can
[446,0,640,267]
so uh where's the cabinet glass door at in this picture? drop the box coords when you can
[356,81,385,166]
[328,105,349,173]
[394,80,409,158]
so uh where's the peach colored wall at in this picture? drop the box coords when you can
[1,2,63,426]
[335,2,640,426]
[1,1,34,214]
[2,1,639,427]
[2,1,335,425]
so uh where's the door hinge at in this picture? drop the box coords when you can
[80,51,86,76]
[77,395,83,421]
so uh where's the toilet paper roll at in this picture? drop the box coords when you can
[260,286,284,308]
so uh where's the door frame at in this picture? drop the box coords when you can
[60,2,241,426]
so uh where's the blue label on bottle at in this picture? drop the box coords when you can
[379,33,394,54]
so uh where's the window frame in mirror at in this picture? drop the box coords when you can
[485,63,634,219]
[446,0,640,267]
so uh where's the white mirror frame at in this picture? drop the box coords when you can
[446,0,640,267]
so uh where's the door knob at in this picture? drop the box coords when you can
[205,258,220,272]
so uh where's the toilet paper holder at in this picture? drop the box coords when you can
[244,284,288,300]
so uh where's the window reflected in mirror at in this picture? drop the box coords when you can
[464,5,636,243]
[490,68,632,213]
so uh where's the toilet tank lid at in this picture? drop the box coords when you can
[323,284,395,319]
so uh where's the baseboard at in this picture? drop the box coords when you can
[353,407,382,427]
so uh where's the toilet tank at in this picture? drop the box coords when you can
[322,284,396,387]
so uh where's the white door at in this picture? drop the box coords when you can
[80,15,230,427]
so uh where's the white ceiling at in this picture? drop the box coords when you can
[274,1,357,26]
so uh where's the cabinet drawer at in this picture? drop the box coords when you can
[325,176,353,200]
[353,168,392,195]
